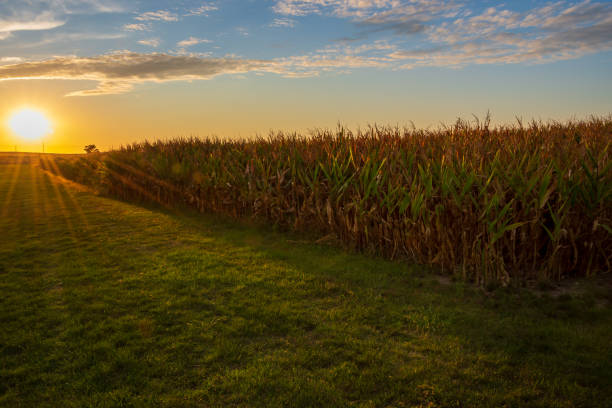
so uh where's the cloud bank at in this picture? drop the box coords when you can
[0,53,269,96]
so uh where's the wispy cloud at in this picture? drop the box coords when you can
[58,0,125,14]
[269,18,296,28]
[11,31,125,49]
[0,0,127,41]
[135,10,178,22]
[177,37,211,47]
[0,11,65,38]
[271,41,398,77]
[0,17,66,34]
[274,0,459,41]
[186,3,218,16]
[273,0,454,19]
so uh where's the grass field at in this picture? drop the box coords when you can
[1,154,612,407]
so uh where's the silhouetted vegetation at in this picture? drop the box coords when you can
[84,144,99,154]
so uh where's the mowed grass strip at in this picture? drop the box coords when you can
[1,156,611,407]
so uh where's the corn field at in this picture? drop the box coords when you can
[45,116,612,284]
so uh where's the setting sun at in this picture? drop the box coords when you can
[8,108,53,141]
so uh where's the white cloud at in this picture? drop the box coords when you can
[123,23,149,31]
[138,39,160,47]
[135,10,178,22]
[0,57,22,64]
[177,37,211,47]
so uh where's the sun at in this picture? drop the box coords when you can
[8,108,53,141]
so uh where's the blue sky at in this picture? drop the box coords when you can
[0,0,611,151]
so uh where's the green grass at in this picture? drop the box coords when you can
[1,155,611,407]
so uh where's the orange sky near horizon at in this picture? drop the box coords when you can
[3,73,612,154]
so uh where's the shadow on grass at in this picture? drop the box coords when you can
[124,196,612,401]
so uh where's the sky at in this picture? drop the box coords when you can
[0,0,611,153]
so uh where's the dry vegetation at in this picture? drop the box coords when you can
[45,116,612,284]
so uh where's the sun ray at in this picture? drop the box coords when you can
[35,157,54,220]
[29,156,44,232]
[1,154,26,218]
[39,155,79,243]
[31,160,73,340]
[43,156,92,232]
[104,156,180,194]
[102,163,174,208]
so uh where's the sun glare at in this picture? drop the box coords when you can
[8,108,53,141]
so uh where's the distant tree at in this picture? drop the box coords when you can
[84,144,99,154]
